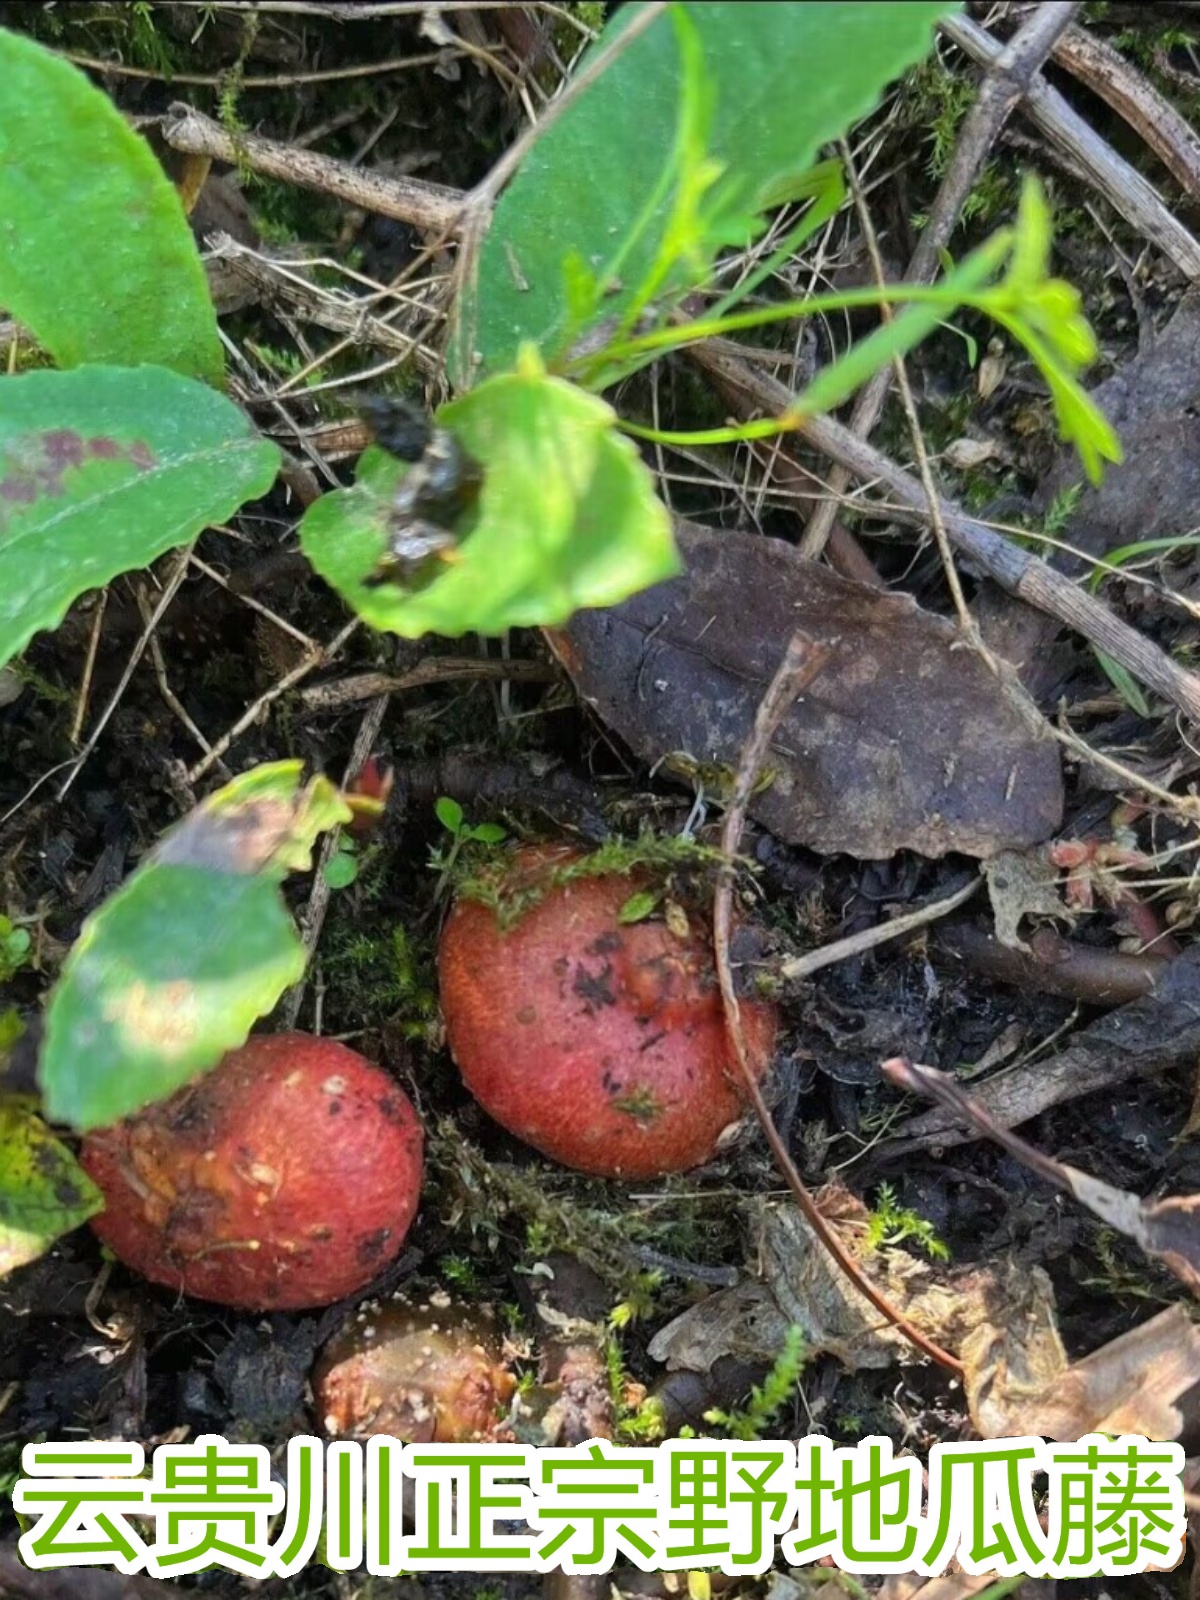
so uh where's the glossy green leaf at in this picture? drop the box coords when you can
[0,29,223,382]
[0,1099,103,1277]
[300,358,680,637]
[436,796,465,834]
[453,1,955,382]
[323,844,359,890]
[0,365,280,670]
[469,822,507,845]
[41,763,351,1131]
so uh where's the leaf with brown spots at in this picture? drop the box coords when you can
[0,366,278,670]
[553,521,1063,859]
[0,1097,102,1278]
[41,764,350,1132]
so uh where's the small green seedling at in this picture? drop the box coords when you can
[705,1324,807,1440]
[322,836,360,891]
[428,797,507,899]
[865,1181,950,1261]
[0,918,32,983]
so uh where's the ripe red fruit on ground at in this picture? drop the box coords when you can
[80,1032,424,1310]
[438,845,778,1178]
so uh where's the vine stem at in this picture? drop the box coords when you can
[710,631,964,1377]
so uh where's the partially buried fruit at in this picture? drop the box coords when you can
[313,1290,516,1442]
[80,1031,424,1310]
[438,844,778,1178]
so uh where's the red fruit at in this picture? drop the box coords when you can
[438,845,778,1178]
[312,1291,516,1442]
[80,1032,424,1310]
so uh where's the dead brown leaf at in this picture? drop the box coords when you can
[963,1274,1200,1440]
[648,1188,1200,1444]
[554,521,1062,860]
[983,847,1071,952]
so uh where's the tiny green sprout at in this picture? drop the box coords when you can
[430,797,509,897]
[322,837,359,891]
[608,1270,663,1329]
[0,916,32,983]
[865,1181,950,1262]
[617,889,659,925]
[705,1324,807,1440]
[440,1253,482,1294]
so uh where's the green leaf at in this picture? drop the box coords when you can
[0,30,223,383]
[0,365,280,671]
[1094,650,1153,718]
[617,889,659,925]
[323,844,359,890]
[299,356,680,637]
[435,796,465,834]
[0,1100,103,1277]
[469,822,508,844]
[41,762,351,1131]
[453,0,956,382]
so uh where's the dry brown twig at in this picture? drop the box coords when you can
[299,654,558,713]
[839,137,992,658]
[710,630,964,1375]
[133,584,226,774]
[58,547,194,801]
[780,877,980,983]
[941,11,1200,280]
[68,590,108,747]
[802,0,1083,559]
[161,104,463,233]
[279,694,390,1029]
[186,618,359,785]
[201,233,446,376]
[67,46,465,90]
[1052,23,1200,206]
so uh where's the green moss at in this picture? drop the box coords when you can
[453,828,736,928]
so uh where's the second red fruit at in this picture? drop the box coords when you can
[438,845,778,1178]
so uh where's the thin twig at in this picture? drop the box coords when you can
[133,585,226,773]
[941,12,1200,280]
[188,0,594,28]
[279,695,390,1029]
[299,655,558,712]
[58,549,192,801]
[69,590,108,747]
[692,338,1200,725]
[187,553,317,650]
[801,0,1081,558]
[780,878,980,983]
[839,139,990,656]
[161,105,463,233]
[202,234,445,375]
[186,619,359,784]
[1053,24,1200,206]
[66,47,465,90]
[711,633,964,1375]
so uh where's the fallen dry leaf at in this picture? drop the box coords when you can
[649,1187,1001,1375]
[962,1271,1200,1440]
[983,847,1071,952]
[554,520,1062,860]
[648,1187,1200,1444]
